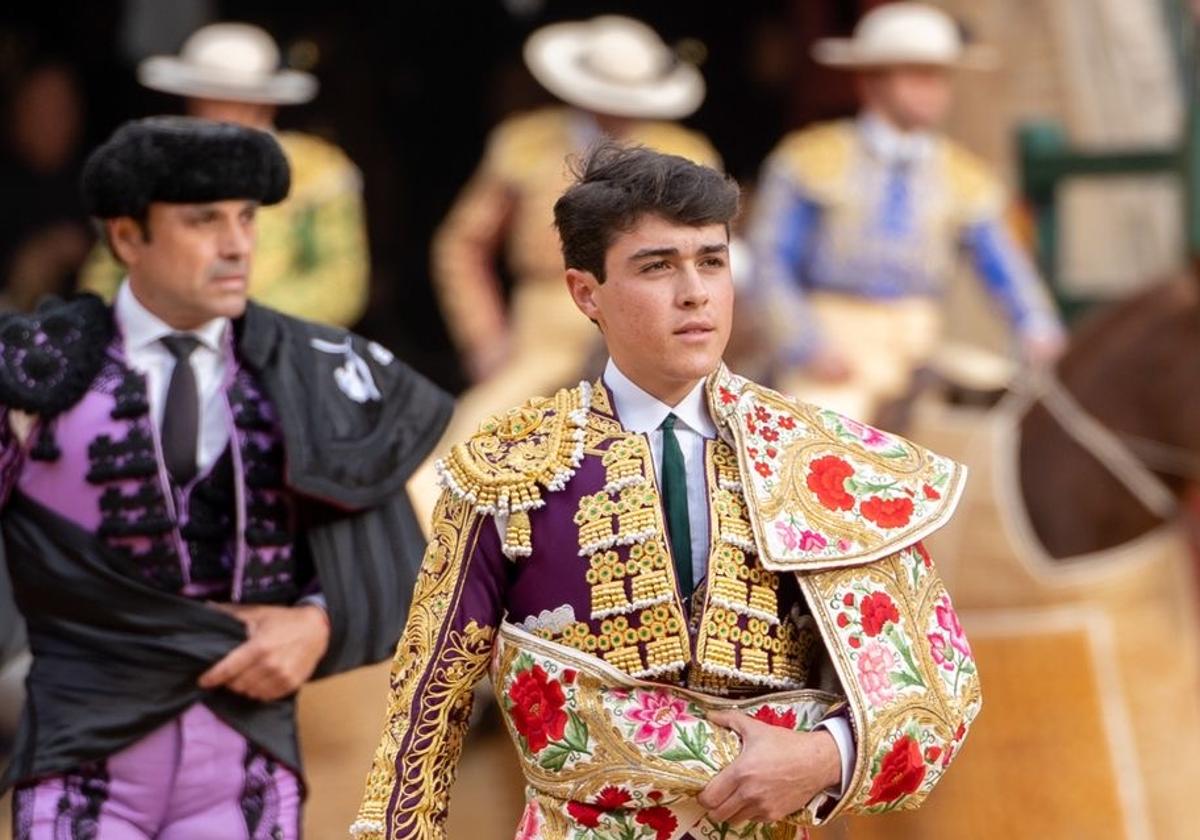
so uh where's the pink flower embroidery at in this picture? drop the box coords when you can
[625,690,697,752]
[927,632,955,671]
[775,523,828,553]
[775,521,800,551]
[516,800,542,840]
[935,596,971,658]
[799,530,828,551]
[837,538,852,552]
[856,641,896,708]
[842,416,890,448]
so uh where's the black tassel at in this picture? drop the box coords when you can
[30,421,61,462]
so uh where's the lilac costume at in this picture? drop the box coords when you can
[1,296,450,839]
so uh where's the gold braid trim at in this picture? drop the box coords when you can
[352,492,496,839]
[435,381,593,559]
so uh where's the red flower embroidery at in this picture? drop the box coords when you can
[755,461,773,478]
[836,613,850,628]
[755,406,771,423]
[593,786,632,811]
[941,743,956,768]
[719,387,736,405]
[924,746,943,763]
[746,446,759,460]
[865,735,928,806]
[636,806,679,840]
[848,636,862,649]
[806,456,856,511]
[563,669,577,685]
[765,446,778,459]
[859,592,900,637]
[778,415,796,430]
[760,426,780,442]
[508,665,568,754]
[914,541,932,568]
[752,706,799,729]
[566,801,602,828]
[861,496,914,529]
[923,483,941,500]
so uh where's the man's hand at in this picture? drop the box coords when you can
[698,710,842,825]
[199,603,331,702]
[1020,331,1066,369]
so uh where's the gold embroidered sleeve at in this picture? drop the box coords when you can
[352,490,504,839]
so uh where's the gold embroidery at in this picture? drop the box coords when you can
[352,493,496,840]
[550,433,693,678]
[691,440,815,691]
[504,509,533,558]
[437,382,593,548]
[494,624,836,836]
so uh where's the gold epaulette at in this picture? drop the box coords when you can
[768,121,856,203]
[939,137,1006,223]
[436,380,593,558]
[485,107,572,176]
[276,131,361,202]
[629,121,722,168]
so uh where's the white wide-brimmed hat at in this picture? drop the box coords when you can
[138,23,318,105]
[813,2,998,71]
[523,15,705,120]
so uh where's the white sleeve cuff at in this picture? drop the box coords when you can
[296,592,328,613]
[816,710,854,796]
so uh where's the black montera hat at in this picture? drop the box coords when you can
[80,116,290,219]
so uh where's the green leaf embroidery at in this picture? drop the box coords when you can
[538,743,571,771]
[564,713,590,753]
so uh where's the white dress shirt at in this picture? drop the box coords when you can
[115,281,230,476]
[602,359,853,800]
[604,359,715,586]
[114,281,327,610]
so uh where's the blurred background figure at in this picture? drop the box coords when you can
[0,60,90,312]
[748,2,1065,424]
[78,21,370,327]
[429,14,719,453]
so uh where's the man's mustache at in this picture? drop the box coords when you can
[209,261,249,279]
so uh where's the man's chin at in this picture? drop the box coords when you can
[664,350,724,383]
[208,294,249,320]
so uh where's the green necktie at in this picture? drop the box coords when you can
[659,414,694,602]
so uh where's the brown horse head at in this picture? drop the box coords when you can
[1020,273,1200,559]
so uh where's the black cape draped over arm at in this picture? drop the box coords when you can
[0,302,453,790]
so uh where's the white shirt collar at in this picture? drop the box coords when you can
[858,110,934,164]
[603,358,716,438]
[115,280,229,354]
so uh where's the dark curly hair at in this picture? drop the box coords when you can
[552,143,740,283]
